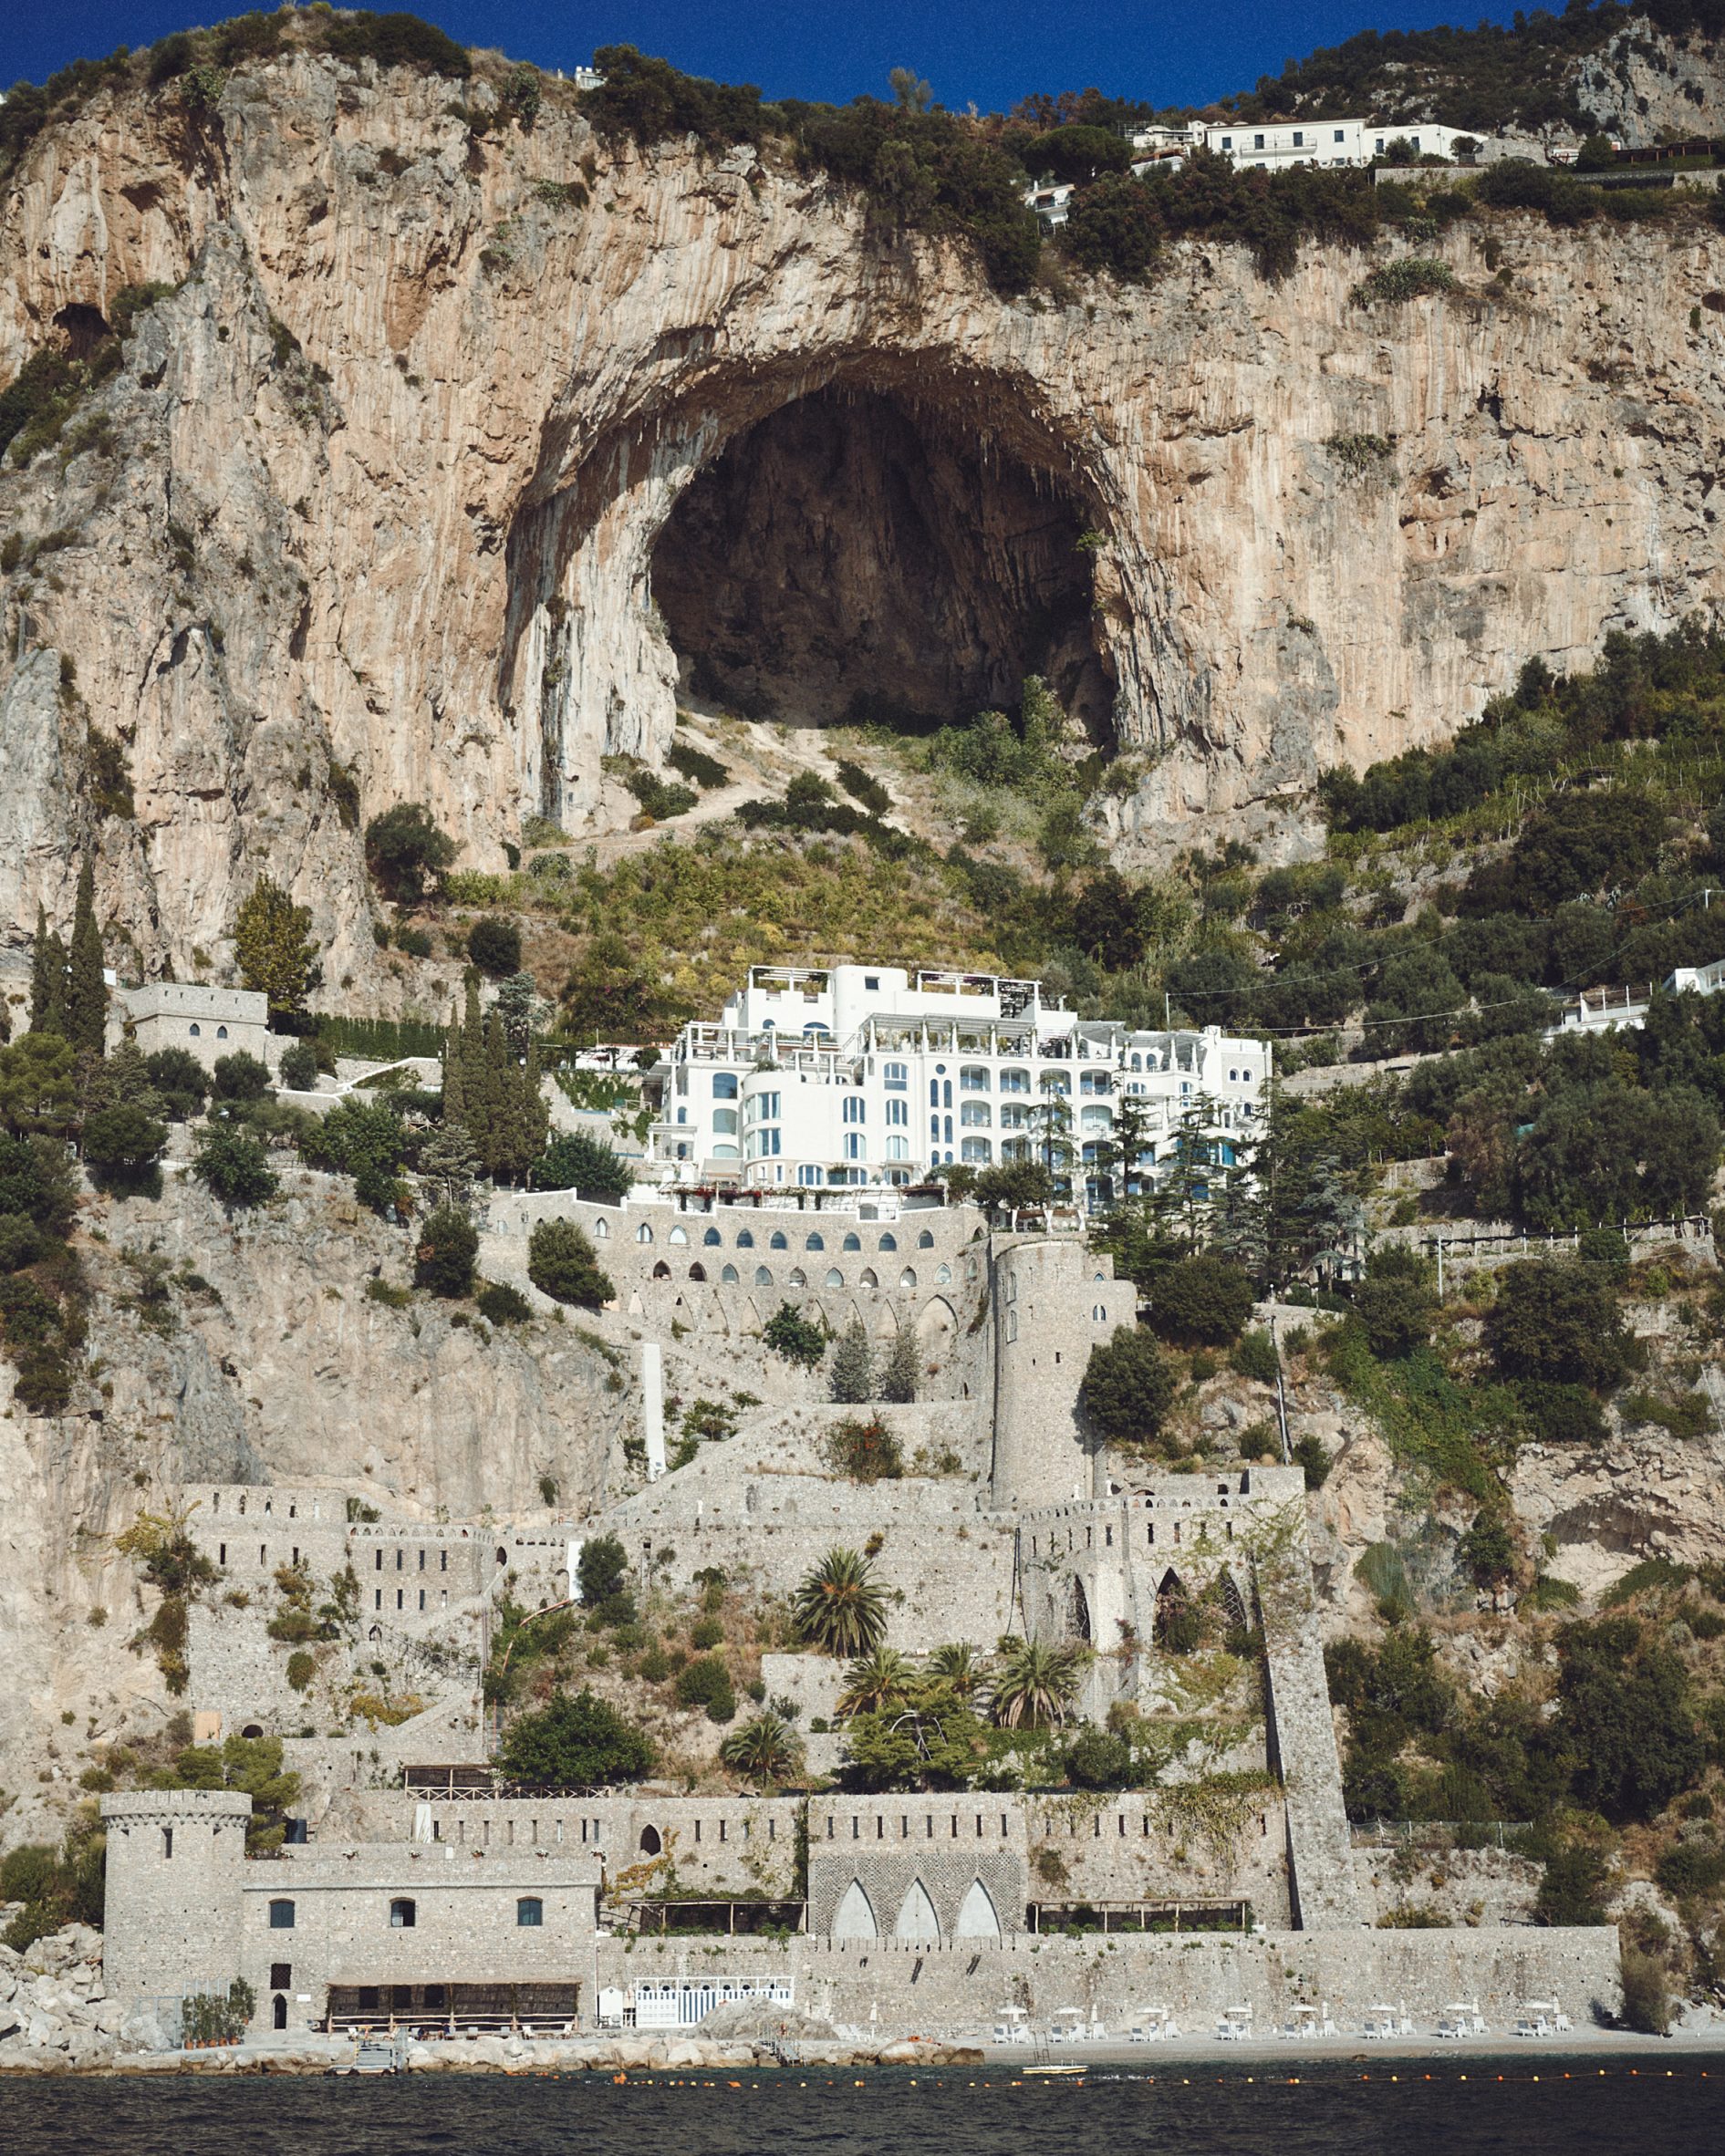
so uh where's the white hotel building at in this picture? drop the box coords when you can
[646,966,1269,1206]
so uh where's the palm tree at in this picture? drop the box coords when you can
[837,1646,911,1716]
[719,1712,804,1788]
[988,1636,1084,1729]
[928,1641,985,1698]
[790,1548,888,1657]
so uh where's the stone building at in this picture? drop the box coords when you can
[111,982,270,1070]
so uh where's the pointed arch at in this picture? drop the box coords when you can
[954,1878,1001,1940]
[787,1267,807,1289]
[894,1879,940,1939]
[1073,1575,1092,1643]
[721,1263,740,1286]
[874,1302,899,1338]
[898,1267,918,1290]
[651,1260,671,1280]
[833,1879,878,1939]
[859,1268,878,1290]
[1218,1570,1250,1637]
[916,1295,958,1354]
[688,1263,707,1282]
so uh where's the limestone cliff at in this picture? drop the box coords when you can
[4,50,1725,974]
[1576,19,1725,143]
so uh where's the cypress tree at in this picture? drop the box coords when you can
[67,858,106,1058]
[442,1010,467,1128]
[481,1012,511,1178]
[829,1318,875,1405]
[29,905,56,1031]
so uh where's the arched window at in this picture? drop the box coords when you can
[735,1229,754,1249]
[495,1546,507,1566]
[712,1108,739,1136]
[1093,1303,1108,1322]
[703,1228,722,1247]
[721,1264,740,1285]
[273,1994,288,2029]
[960,1102,992,1127]
[516,1897,544,1927]
[652,1260,670,1280]
[934,1262,951,1285]
[1039,1071,1070,1096]
[390,1899,416,1929]
[769,1230,788,1249]
[639,1826,662,1856]
[669,1225,688,1245]
[825,1269,844,1289]
[713,1073,739,1100]
[753,1266,774,1287]
[189,1022,202,1038]
[804,1232,825,1251]
[689,1263,707,1282]
[878,1232,897,1251]
[843,1233,861,1252]
[635,1223,654,1244]
[859,1268,878,1290]
[998,1067,1029,1094]
[787,1268,807,1288]
[961,1137,992,1165]
[216,1025,228,1040]
[959,1065,990,1092]
[918,1230,934,1249]
[594,1218,609,1239]
[269,1899,296,1930]
[898,1268,918,1290]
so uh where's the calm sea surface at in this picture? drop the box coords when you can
[5,2060,1722,2156]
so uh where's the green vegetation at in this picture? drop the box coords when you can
[791,1548,888,1656]
[526,1217,614,1308]
[364,801,458,903]
[764,1301,826,1368]
[528,1129,631,1203]
[192,1124,277,1210]
[415,1204,477,1296]
[1078,1325,1178,1451]
[496,1688,655,1787]
[234,876,316,1024]
[0,1819,106,1951]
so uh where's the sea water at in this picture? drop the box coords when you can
[4,2059,1722,2156]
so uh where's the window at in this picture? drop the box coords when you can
[162,1828,173,1860]
[884,1062,908,1090]
[844,1132,865,1160]
[270,1962,292,1989]
[1080,1072,1111,1095]
[703,1228,722,1246]
[712,1108,738,1135]
[713,1073,739,1100]
[189,1023,201,1038]
[1039,1072,1070,1096]
[1292,130,1303,146]
[865,976,879,990]
[1000,1103,1032,1131]
[1221,134,1232,149]
[721,1264,739,1284]
[843,1233,861,1251]
[1080,1105,1113,1133]
[635,1223,653,1244]
[885,1097,909,1127]
[797,1165,824,1186]
[999,1067,1029,1094]
[390,1899,416,1928]
[745,1127,782,1159]
[960,1102,991,1128]
[918,1229,934,1248]
[843,1096,866,1125]
[961,1137,992,1165]
[878,1232,897,1251]
[959,1065,989,1092]
[746,1091,781,1124]
[825,1268,844,1289]
[754,1265,774,1286]
[885,1135,909,1161]
[769,1229,788,1249]
[517,1897,544,1927]
[1253,132,1265,148]
[269,1899,296,1929]
[1334,128,1345,142]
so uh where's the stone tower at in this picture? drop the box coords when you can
[99,1789,251,2006]
[989,1237,1135,1509]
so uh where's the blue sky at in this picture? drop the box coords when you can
[12,2,1530,114]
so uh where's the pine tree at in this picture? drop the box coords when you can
[418,1117,480,1208]
[67,858,106,1058]
[829,1317,875,1405]
[878,1324,918,1405]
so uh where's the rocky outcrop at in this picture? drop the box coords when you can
[1575,21,1725,144]
[0,1923,139,2068]
[5,52,1725,969]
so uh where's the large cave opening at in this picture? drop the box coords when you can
[650,384,1115,738]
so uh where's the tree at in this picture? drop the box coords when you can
[497,1688,654,1788]
[418,1117,480,1208]
[1078,1325,1177,1447]
[527,1217,614,1308]
[1556,1623,1703,1825]
[0,1134,78,1237]
[719,1712,803,1787]
[0,1033,78,1136]
[878,1324,918,1405]
[364,801,458,902]
[828,1317,874,1403]
[528,1129,631,1203]
[888,64,932,112]
[82,1103,167,1196]
[29,904,65,1035]
[791,1548,888,1656]
[989,1637,1083,1729]
[764,1301,826,1368]
[1459,1509,1516,1591]
[302,1097,406,1212]
[928,1641,983,1696]
[66,858,105,1059]
[577,1534,629,1618]
[277,1039,318,1091]
[494,970,543,1050]
[841,1684,989,1790]
[837,1647,912,1716]
[467,914,522,978]
[1485,1258,1629,1390]
[192,1124,278,1208]
[1352,1246,1438,1358]
[234,875,316,1023]
[145,1047,209,1120]
[1065,1723,1134,1789]
[211,1051,272,1103]
[973,1158,1055,1215]
[416,1204,477,1296]
[1147,1253,1255,1345]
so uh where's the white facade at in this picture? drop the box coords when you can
[1204,118,1366,169]
[112,980,271,1068]
[1369,123,1481,161]
[648,965,1269,1206]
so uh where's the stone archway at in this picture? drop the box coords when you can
[833,1879,878,1939]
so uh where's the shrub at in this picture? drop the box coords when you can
[82,1103,167,1194]
[1148,1255,1255,1346]
[1654,1838,1725,1902]
[528,1131,631,1204]
[475,1280,532,1325]
[144,1047,208,1119]
[1533,1843,1608,1926]
[277,1040,318,1092]
[415,1205,477,1296]
[1065,1724,1133,1789]
[764,1301,826,1367]
[1354,257,1456,306]
[210,1051,272,1103]
[1352,1248,1437,1359]
[828,1317,874,1403]
[667,739,729,790]
[497,1688,654,1786]
[674,1653,737,1723]
[1619,1946,1672,2035]
[1487,1259,1628,1391]
[466,914,522,978]
[822,1415,904,1483]
[1079,1324,1178,1446]
[622,767,698,820]
[526,1217,614,1308]
[1293,1433,1334,1489]
[1514,1380,1606,1447]
[323,12,472,79]
[285,1649,316,1693]
[1231,1327,1279,1385]
[0,1212,43,1271]
[182,1977,255,2046]
[577,1535,629,1606]
[192,1125,277,1208]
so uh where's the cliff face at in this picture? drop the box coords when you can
[4,51,1725,966]
[1576,21,1725,143]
